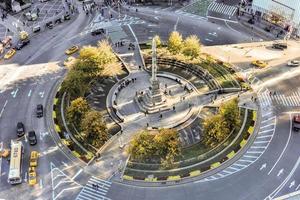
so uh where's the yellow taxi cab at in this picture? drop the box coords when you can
[28,167,37,186]
[63,56,76,66]
[65,45,79,55]
[30,151,39,167]
[4,49,16,59]
[251,60,268,68]
[0,148,10,158]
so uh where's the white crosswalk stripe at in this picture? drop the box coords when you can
[76,177,112,200]
[208,2,237,16]
[269,90,300,107]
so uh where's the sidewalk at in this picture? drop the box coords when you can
[237,12,285,41]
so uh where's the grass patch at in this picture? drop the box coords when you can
[253,111,257,121]
[54,98,58,105]
[72,151,81,158]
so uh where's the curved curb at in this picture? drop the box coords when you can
[121,108,257,185]
[47,76,87,167]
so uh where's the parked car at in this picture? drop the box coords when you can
[65,45,79,55]
[252,60,268,68]
[36,104,43,117]
[16,122,25,137]
[0,148,10,158]
[28,167,37,186]
[32,25,41,33]
[4,49,16,59]
[287,60,300,67]
[1,36,12,48]
[272,42,287,50]
[16,39,30,50]
[91,28,105,36]
[30,151,39,167]
[28,131,37,145]
[24,12,38,21]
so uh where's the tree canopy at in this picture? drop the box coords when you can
[128,129,181,168]
[167,31,183,54]
[66,97,90,129]
[80,110,108,148]
[182,35,201,59]
[203,98,240,147]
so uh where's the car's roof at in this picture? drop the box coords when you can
[294,115,300,122]
[28,131,36,136]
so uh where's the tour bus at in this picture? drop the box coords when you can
[8,140,24,185]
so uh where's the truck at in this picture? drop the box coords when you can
[292,114,300,131]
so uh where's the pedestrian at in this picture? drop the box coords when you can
[160,114,163,119]
[251,96,253,101]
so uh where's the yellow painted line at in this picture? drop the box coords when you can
[248,126,254,134]
[189,170,201,177]
[211,162,221,169]
[252,111,257,121]
[227,151,235,159]
[54,98,58,105]
[123,175,133,180]
[55,124,61,132]
[167,175,181,181]
[240,139,247,148]
[52,111,57,118]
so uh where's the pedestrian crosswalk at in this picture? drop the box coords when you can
[258,89,300,108]
[76,176,112,200]
[207,2,237,16]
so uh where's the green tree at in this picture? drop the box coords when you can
[97,40,118,66]
[182,35,201,59]
[81,110,108,148]
[61,70,89,98]
[203,115,230,147]
[128,129,181,165]
[153,35,162,47]
[66,97,89,128]
[167,31,183,54]
[220,98,240,131]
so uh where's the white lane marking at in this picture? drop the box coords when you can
[267,114,293,175]
[258,129,275,134]
[260,163,267,171]
[261,116,276,123]
[71,169,83,181]
[289,180,295,188]
[295,184,300,191]
[39,91,45,98]
[11,88,19,98]
[260,123,275,129]
[0,142,3,177]
[24,171,28,182]
[277,168,284,177]
[257,135,273,139]
[0,100,8,118]
[40,178,43,189]
[28,89,32,97]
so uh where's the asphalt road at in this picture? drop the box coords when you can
[0,2,299,200]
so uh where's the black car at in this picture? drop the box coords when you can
[64,14,71,20]
[16,122,25,137]
[272,43,287,50]
[36,104,43,118]
[247,18,255,24]
[46,21,53,29]
[28,131,37,145]
[16,39,30,50]
[91,28,105,36]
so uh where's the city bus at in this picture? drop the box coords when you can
[8,140,24,185]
